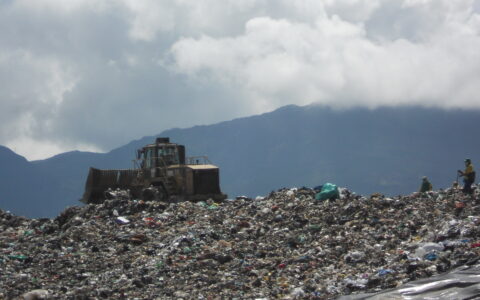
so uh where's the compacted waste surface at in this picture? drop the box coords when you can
[1,186,480,299]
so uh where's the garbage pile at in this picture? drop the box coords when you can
[1,186,480,299]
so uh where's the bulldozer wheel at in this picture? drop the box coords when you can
[142,187,156,201]
[142,185,167,201]
[155,185,168,202]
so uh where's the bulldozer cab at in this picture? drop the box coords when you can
[136,138,185,174]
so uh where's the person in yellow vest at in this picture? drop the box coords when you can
[419,176,432,193]
[458,158,475,195]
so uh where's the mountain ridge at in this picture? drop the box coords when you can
[1,104,480,217]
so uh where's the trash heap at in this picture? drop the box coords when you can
[1,186,480,299]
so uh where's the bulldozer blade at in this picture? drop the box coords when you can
[81,167,140,204]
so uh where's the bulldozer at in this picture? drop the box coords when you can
[81,137,227,204]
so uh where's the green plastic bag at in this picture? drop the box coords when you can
[315,183,339,201]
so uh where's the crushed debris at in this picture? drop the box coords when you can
[1,186,480,299]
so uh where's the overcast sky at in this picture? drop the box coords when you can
[1,0,480,160]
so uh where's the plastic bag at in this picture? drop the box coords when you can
[315,183,339,201]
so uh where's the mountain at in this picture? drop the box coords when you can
[1,104,479,218]
[162,105,480,198]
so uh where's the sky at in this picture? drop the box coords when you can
[1,0,480,160]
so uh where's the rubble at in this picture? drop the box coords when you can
[1,186,480,299]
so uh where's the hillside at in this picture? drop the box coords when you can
[1,104,480,218]
[1,187,480,299]
[163,105,480,198]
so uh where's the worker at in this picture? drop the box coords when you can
[419,176,432,193]
[458,158,476,195]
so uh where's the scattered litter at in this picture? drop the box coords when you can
[116,216,130,224]
[1,186,480,299]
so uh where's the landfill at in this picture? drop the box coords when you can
[1,185,480,299]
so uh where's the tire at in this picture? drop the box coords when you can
[142,185,168,201]
[155,185,168,201]
[142,187,156,201]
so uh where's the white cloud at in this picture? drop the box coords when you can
[124,0,175,41]
[13,0,113,14]
[0,0,479,160]
[169,2,480,111]
[0,49,77,136]
[5,136,101,161]
[324,0,381,23]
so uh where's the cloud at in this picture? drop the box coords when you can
[0,0,479,160]
[0,49,77,137]
[124,0,175,41]
[5,136,101,161]
[169,1,480,110]
[324,0,381,23]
